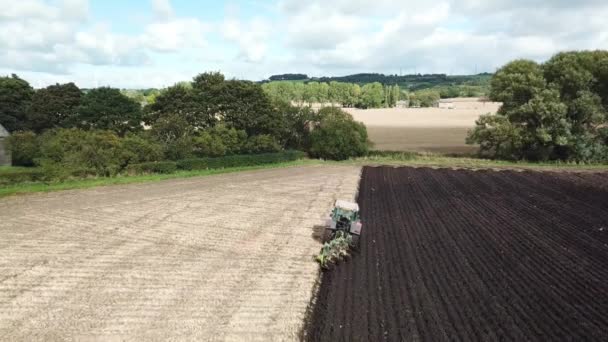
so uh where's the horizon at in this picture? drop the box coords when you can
[2,0,606,88]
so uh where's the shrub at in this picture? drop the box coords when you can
[125,161,177,175]
[120,134,164,166]
[37,128,125,180]
[192,125,247,157]
[6,131,40,166]
[149,113,195,160]
[309,107,369,160]
[0,167,45,185]
[176,151,305,171]
[244,135,281,154]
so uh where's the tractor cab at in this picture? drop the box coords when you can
[326,200,363,237]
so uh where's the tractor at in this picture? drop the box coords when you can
[325,200,363,245]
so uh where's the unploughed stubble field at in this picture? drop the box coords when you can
[0,165,360,341]
[345,98,502,153]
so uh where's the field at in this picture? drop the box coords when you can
[305,166,608,341]
[345,98,501,153]
[0,165,360,341]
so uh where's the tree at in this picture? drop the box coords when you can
[150,113,194,160]
[489,59,545,114]
[192,73,283,137]
[6,131,39,166]
[359,83,384,108]
[77,87,142,135]
[468,51,608,162]
[0,74,34,132]
[275,100,316,150]
[27,83,82,132]
[144,83,211,128]
[309,107,370,160]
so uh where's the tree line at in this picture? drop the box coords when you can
[467,50,608,163]
[264,72,492,92]
[1,72,370,180]
[262,81,404,108]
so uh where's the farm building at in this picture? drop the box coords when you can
[0,124,10,166]
[396,100,409,108]
[437,99,455,109]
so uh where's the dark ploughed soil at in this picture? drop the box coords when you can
[304,167,608,341]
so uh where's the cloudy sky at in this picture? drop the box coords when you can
[1,0,607,88]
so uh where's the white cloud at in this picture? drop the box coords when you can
[0,0,209,75]
[3,0,608,86]
[143,18,208,52]
[222,17,271,62]
[276,0,608,76]
[151,0,174,21]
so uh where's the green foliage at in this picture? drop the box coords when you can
[176,151,306,171]
[193,125,247,157]
[125,161,177,175]
[0,74,34,132]
[0,167,45,186]
[144,83,210,128]
[149,113,195,160]
[37,129,126,179]
[6,131,40,166]
[309,107,370,160]
[243,135,281,154]
[409,90,440,107]
[77,87,142,135]
[275,100,316,150]
[27,83,82,132]
[209,79,283,137]
[466,114,523,159]
[359,83,384,108]
[468,51,608,162]
[120,134,164,166]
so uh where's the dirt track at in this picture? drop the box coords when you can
[0,165,361,341]
[306,166,608,341]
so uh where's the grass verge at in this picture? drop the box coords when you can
[347,151,608,171]
[2,152,608,198]
[0,159,321,198]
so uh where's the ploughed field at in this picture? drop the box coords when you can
[0,165,361,341]
[306,166,608,341]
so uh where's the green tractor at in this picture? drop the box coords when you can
[317,200,363,268]
[325,200,363,244]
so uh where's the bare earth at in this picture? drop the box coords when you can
[0,165,361,341]
[344,98,501,153]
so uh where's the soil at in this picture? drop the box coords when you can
[304,166,608,341]
[0,165,361,341]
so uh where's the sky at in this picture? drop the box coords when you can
[1,0,607,88]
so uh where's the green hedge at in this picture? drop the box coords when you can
[125,161,178,175]
[0,168,46,185]
[176,150,306,171]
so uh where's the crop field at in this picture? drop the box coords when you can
[305,166,608,341]
[0,165,360,341]
[345,98,501,153]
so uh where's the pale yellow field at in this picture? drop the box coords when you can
[344,98,501,153]
[0,165,361,341]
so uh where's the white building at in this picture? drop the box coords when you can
[0,124,10,166]
[437,99,455,109]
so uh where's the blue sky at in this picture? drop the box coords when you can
[1,0,607,88]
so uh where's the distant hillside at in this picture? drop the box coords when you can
[265,73,492,92]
